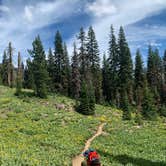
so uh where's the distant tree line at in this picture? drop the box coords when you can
[0,25,166,120]
[0,42,24,95]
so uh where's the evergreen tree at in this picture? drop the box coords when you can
[159,105,166,117]
[118,26,133,105]
[86,26,100,69]
[23,58,34,89]
[108,25,119,106]
[147,47,162,107]
[1,51,8,86]
[0,65,2,85]
[54,31,64,92]
[154,49,162,88]
[71,43,81,99]
[135,49,144,89]
[29,35,48,98]
[7,42,14,88]
[134,49,145,109]
[121,91,131,120]
[88,82,96,114]
[161,82,166,105]
[161,51,166,104]
[102,53,110,102]
[15,52,22,96]
[164,50,166,84]
[47,48,54,91]
[77,27,87,80]
[77,81,89,115]
[61,43,70,95]
[147,45,154,87]
[86,26,102,103]
[142,86,157,120]
[78,81,95,115]
[21,62,24,84]
[154,49,163,107]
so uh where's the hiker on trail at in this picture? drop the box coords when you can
[81,148,101,166]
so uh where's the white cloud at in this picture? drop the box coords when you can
[126,25,166,52]
[86,0,117,17]
[22,0,80,29]
[24,6,34,23]
[85,0,166,53]
[66,0,166,59]
[1,0,166,62]
[0,0,80,60]
[0,5,9,12]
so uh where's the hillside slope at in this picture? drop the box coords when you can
[0,86,165,166]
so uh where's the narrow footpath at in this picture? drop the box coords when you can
[72,123,106,166]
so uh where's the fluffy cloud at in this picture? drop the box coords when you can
[66,0,166,60]
[23,0,80,29]
[85,0,166,53]
[86,0,117,17]
[0,5,9,12]
[24,6,33,23]
[0,0,80,59]
[1,0,166,62]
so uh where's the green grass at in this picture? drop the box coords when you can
[92,111,166,166]
[0,86,165,166]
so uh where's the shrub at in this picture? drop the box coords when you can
[142,87,157,120]
[135,113,143,125]
[77,81,95,115]
[159,105,166,117]
[121,93,131,120]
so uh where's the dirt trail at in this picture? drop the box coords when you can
[72,123,105,166]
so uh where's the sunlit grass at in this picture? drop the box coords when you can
[0,86,165,165]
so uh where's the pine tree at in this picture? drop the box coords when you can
[77,27,87,80]
[102,53,110,102]
[147,47,162,107]
[161,82,166,105]
[118,26,133,105]
[121,91,131,120]
[71,43,81,99]
[142,86,157,120]
[61,43,70,95]
[147,45,154,87]
[47,48,54,91]
[88,82,96,114]
[29,35,48,98]
[154,49,162,87]
[15,52,22,96]
[23,58,34,89]
[0,66,2,85]
[134,49,145,109]
[164,50,166,84]
[108,25,119,106]
[135,49,144,89]
[154,49,163,107]
[78,81,95,115]
[161,51,166,105]
[21,62,24,85]
[1,51,8,86]
[77,81,89,115]
[54,31,64,92]
[159,105,166,117]
[86,26,102,103]
[7,42,14,88]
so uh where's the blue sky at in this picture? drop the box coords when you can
[0,0,166,64]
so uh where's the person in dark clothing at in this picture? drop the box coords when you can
[81,149,101,166]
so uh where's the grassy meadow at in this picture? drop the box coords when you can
[0,86,165,165]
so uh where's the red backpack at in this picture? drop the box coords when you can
[87,151,100,165]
